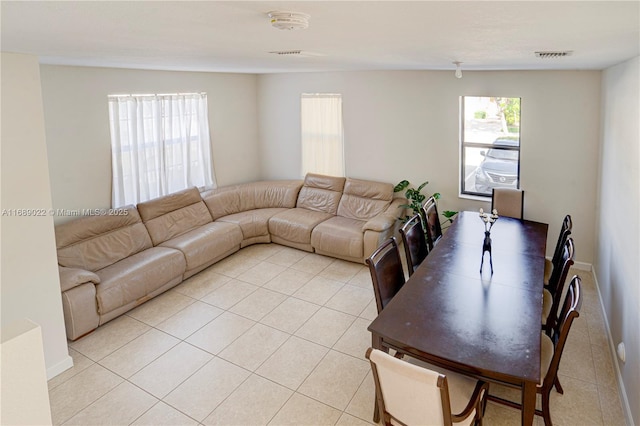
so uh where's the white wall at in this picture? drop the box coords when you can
[39,65,260,222]
[258,70,602,263]
[597,56,639,425]
[1,320,52,425]
[1,52,71,378]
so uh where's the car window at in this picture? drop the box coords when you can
[487,149,518,160]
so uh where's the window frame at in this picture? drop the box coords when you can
[108,92,215,207]
[300,93,345,177]
[459,96,522,199]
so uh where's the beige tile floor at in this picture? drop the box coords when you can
[48,243,627,426]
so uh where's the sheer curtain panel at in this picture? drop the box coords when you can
[301,93,345,177]
[108,93,216,207]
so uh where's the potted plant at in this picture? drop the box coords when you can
[394,180,457,225]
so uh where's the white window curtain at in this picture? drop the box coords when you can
[301,93,345,177]
[108,93,216,207]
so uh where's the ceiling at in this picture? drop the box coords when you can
[2,1,639,74]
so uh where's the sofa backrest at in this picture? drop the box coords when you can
[296,173,346,214]
[337,178,394,220]
[202,180,303,220]
[137,187,212,245]
[55,206,152,272]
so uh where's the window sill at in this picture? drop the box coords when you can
[458,193,492,202]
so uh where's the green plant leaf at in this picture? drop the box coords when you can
[395,180,449,223]
[442,210,458,223]
[416,181,429,192]
[394,180,410,193]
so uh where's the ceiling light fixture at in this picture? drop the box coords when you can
[268,11,310,30]
[453,61,463,79]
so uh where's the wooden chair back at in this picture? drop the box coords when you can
[491,188,524,219]
[543,276,582,394]
[551,215,573,268]
[366,348,454,426]
[399,214,428,276]
[421,196,443,251]
[366,237,406,313]
[545,237,575,332]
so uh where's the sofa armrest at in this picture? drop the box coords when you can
[363,197,406,232]
[59,266,100,293]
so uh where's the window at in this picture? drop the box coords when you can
[460,96,521,197]
[108,93,216,207]
[301,93,345,177]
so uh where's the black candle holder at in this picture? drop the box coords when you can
[479,209,499,274]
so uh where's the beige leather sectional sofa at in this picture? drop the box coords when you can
[55,173,404,340]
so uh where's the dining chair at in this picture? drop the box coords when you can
[489,275,582,426]
[399,213,429,276]
[366,237,406,314]
[421,196,443,251]
[542,237,575,335]
[366,347,489,426]
[544,215,572,286]
[491,188,524,219]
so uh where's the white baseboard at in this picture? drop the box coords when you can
[544,257,591,272]
[572,260,592,271]
[47,354,73,380]
[590,264,634,426]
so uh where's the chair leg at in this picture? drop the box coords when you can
[542,390,553,426]
[543,321,553,337]
[474,393,487,426]
[553,375,564,394]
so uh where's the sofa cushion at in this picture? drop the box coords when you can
[159,221,243,273]
[56,206,153,271]
[59,266,101,292]
[202,180,302,220]
[269,208,333,245]
[201,187,241,220]
[217,208,289,242]
[95,247,186,315]
[137,187,213,246]
[296,173,346,214]
[311,216,366,260]
[337,178,393,220]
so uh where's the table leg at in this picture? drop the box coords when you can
[521,381,536,426]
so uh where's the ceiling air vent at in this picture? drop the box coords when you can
[535,51,573,59]
[270,50,303,56]
[268,50,324,58]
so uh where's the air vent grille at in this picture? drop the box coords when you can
[270,50,302,55]
[535,51,573,59]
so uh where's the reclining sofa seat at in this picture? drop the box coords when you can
[55,206,186,340]
[312,178,397,263]
[201,180,303,247]
[137,187,243,279]
[268,174,346,252]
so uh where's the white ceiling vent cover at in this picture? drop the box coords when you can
[535,51,573,59]
[268,50,324,58]
[268,11,310,30]
[270,50,302,55]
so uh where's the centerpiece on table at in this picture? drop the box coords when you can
[479,208,499,273]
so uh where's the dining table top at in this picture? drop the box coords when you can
[368,210,549,386]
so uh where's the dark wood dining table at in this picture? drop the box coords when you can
[368,210,548,425]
